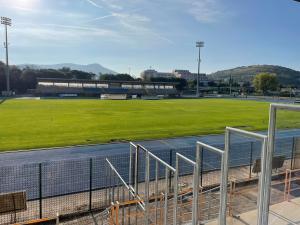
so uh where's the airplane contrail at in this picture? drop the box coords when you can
[85,8,143,23]
[85,14,115,23]
[85,0,102,9]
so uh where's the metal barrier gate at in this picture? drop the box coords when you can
[225,127,268,225]
[265,104,300,225]
[129,143,177,225]
[103,158,145,225]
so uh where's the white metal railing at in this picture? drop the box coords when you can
[225,127,268,225]
[129,143,177,225]
[265,103,300,225]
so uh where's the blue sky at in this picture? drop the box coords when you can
[0,0,299,76]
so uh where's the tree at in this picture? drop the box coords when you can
[68,70,96,80]
[253,73,278,94]
[0,61,6,92]
[115,74,135,81]
[99,73,135,81]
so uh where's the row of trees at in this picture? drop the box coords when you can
[0,62,97,94]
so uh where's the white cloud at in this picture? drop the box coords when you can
[113,12,174,44]
[12,23,117,45]
[182,0,225,23]
[85,7,173,44]
[6,0,175,47]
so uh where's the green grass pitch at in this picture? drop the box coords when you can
[0,98,299,151]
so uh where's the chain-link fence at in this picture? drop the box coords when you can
[0,135,298,224]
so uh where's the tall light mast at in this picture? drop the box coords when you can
[1,16,12,95]
[196,41,204,97]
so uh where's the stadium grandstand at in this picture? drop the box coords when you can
[34,78,179,99]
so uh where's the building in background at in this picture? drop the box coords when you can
[173,70,196,81]
[141,69,209,86]
[173,70,209,84]
[140,69,175,80]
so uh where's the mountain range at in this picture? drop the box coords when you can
[208,65,300,86]
[17,63,117,75]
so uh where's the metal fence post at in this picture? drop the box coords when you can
[135,145,139,195]
[89,158,93,211]
[173,155,179,225]
[164,168,169,225]
[145,152,150,225]
[56,212,59,225]
[169,149,173,166]
[200,149,203,187]
[39,163,42,219]
[131,152,135,187]
[129,144,132,186]
[291,137,295,170]
[169,149,173,191]
[249,142,253,179]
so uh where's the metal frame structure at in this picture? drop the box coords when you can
[129,142,177,225]
[106,158,145,225]
[147,148,176,225]
[174,153,199,225]
[196,141,228,225]
[265,103,300,224]
[225,127,268,225]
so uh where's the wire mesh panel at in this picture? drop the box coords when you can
[225,127,270,225]
[147,154,170,225]
[41,158,90,218]
[92,156,109,210]
[265,104,300,225]
[147,149,177,225]
[199,152,223,224]
[199,186,223,223]
[105,158,146,225]
[200,148,223,188]
[128,144,178,225]
[284,168,300,202]
[0,163,40,224]
[174,153,198,225]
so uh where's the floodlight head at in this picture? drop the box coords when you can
[294,0,300,2]
[196,41,204,48]
[1,17,12,26]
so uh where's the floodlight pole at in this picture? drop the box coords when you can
[196,41,204,97]
[5,24,9,92]
[1,17,12,94]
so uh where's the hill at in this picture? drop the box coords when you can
[17,63,117,76]
[208,65,300,86]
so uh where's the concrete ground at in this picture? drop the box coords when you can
[206,188,300,225]
[209,198,300,225]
